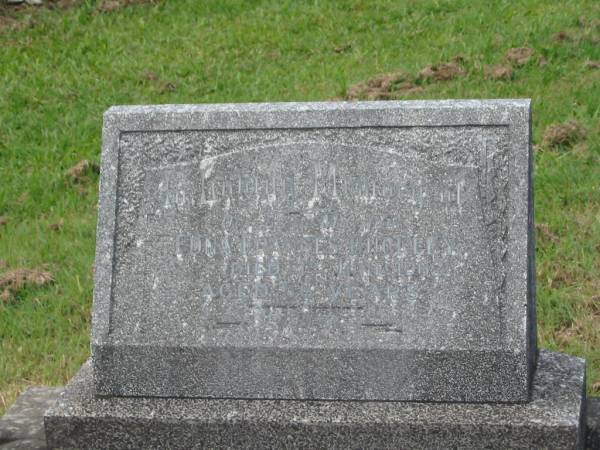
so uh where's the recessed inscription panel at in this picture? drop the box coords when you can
[110,127,509,350]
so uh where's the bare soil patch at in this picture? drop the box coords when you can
[535,222,560,244]
[0,268,53,303]
[48,219,64,231]
[65,159,99,183]
[505,47,534,66]
[585,60,600,69]
[333,43,351,53]
[418,58,466,82]
[553,31,571,42]
[94,0,158,14]
[485,64,513,80]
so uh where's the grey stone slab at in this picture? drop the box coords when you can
[45,350,584,450]
[0,387,62,450]
[588,397,600,450]
[92,100,536,401]
[1,440,47,450]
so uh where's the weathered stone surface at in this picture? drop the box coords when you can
[588,397,600,450]
[0,383,589,449]
[45,350,585,450]
[92,100,536,401]
[0,387,62,450]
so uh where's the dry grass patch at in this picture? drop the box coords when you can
[550,295,599,353]
[571,142,590,158]
[551,19,600,46]
[535,222,560,244]
[48,219,64,231]
[0,268,54,303]
[347,57,467,100]
[94,0,158,14]
[346,71,422,100]
[585,60,600,69]
[546,265,579,289]
[485,64,513,80]
[65,159,99,183]
[553,30,572,42]
[160,81,177,94]
[142,70,158,81]
[553,319,585,346]
[418,57,466,82]
[542,120,587,149]
[584,294,600,317]
[95,0,122,12]
[505,47,534,66]
[333,43,351,53]
[574,209,600,232]
[0,15,21,34]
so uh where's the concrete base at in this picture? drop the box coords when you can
[0,387,63,450]
[589,398,600,450]
[44,350,586,449]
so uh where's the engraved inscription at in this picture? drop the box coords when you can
[111,127,509,348]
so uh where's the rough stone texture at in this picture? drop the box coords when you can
[0,385,594,450]
[44,350,584,450]
[93,100,536,402]
[589,397,600,450]
[0,383,588,449]
[0,387,63,450]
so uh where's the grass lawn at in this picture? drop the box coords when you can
[1,0,599,414]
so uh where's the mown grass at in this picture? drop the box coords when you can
[1,0,599,413]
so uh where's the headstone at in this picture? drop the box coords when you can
[44,101,588,449]
[92,100,536,402]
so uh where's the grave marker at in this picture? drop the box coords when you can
[92,101,536,402]
[45,101,587,449]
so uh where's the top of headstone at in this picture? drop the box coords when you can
[102,99,531,126]
[92,100,536,402]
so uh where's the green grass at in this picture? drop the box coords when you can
[1,0,599,413]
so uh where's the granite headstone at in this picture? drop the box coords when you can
[92,100,536,402]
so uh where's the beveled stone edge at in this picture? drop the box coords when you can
[91,344,530,402]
